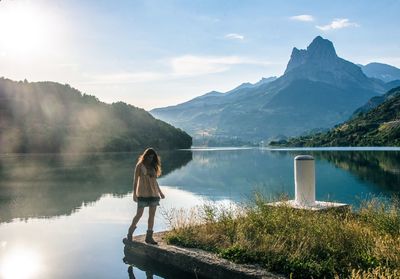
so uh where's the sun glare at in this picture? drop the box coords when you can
[0,2,51,55]
[0,247,43,279]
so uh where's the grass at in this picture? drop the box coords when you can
[162,194,400,278]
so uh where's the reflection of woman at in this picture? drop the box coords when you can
[127,148,165,245]
[128,266,154,279]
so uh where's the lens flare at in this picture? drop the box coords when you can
[0,2,51,55]
[0,247,43,279]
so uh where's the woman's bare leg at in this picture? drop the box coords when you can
[148,206,157,231]
[128,206,144,234]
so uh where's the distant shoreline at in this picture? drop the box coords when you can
[2,146,400,157]
[264,146,400,151]
[188,146,400,151]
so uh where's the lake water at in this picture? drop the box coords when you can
[1,148,400,279]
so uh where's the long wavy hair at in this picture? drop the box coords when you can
[137,147,162,177]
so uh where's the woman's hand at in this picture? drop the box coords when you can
[160,192,165,199]
[133,194,138,202]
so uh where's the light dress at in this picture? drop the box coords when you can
[134,163,160,207]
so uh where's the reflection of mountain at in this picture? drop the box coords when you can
[0,151,192,223]
[160,149,295,201]
[160,149,400,205]
[312,151,400,192]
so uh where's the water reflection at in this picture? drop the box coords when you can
[2,149,400,224]
[0,151,192,223]
[124,255,199,279]
[160,149,294,201]
[1,149,400,279]
[160,149,400,204]
[311,151,400,193]
[127,266,137,279]
[0,246,43,279]
[0,187,205,279]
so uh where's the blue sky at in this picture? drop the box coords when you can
[0,0,399,109]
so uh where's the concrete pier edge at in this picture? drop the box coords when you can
[123,232,286,279]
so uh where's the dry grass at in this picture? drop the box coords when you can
[163,195,400,278]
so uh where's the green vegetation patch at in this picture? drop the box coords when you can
[270,86,400,147]
[163,196,400,278]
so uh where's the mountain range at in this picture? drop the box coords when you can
[359,62,400,82]
[151,36,400,144]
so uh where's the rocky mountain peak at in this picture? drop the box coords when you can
[307,36,337,60]
[284,36,338,74]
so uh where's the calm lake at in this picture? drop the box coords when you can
[1,148,400,279]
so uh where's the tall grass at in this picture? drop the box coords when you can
[163,195,400,278]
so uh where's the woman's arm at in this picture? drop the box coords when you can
[133,164,140,202]
[156,183,165,199]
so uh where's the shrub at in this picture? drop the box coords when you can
[164,196,400,278]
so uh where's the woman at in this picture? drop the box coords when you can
[127,148,165,244]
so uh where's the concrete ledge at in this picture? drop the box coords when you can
[268,200,350,211]
[123,232,286,279]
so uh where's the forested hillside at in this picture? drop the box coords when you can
[0,78,192,153]
[271,86,400,147]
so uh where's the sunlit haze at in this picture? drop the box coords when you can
[0,0,399,109]
[0,246,43,279]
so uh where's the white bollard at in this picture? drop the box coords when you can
[294,155,315,206]
[268,155,348,211]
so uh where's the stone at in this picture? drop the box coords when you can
[268,200,350,212]
[123,232,286,279]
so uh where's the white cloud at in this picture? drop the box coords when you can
[170,55,270,76]
[224,33,245,40]
[81,55,272,85]
[171,55,238,76]
[316,18,359,31]
[290,15,314,22]
[83,71,165,84]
